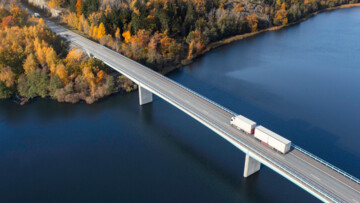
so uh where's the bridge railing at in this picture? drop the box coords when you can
[293,144,360,185]
[91,53,339,202]
[90,40,239,117]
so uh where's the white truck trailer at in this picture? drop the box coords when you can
[254,126,291,154]
[230,115,256,134]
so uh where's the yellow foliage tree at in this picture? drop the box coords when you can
[275,2,288,25]
[23,54,38,75]
[56,64,68,84]
[122,30,131,44]
[46,47,58,69]
[65,49,84,65]
[187,41,195,59]
[0,66,16,87]
[97,23,106,40]
[38,18,44,25]
[48,0,65,8]
[82,65,96,93]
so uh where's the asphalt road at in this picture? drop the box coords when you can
[38,14,360,202]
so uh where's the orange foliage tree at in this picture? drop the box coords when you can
[275,2,288,25]
[75,0,83,16]
[246,14,258,32]
[0,16,17,27]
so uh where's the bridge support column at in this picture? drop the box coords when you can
[139,85,153,105]
[243,154,261,178]
[86,51,92,57]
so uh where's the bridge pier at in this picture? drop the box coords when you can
[86,51,92,57]
[139,85,153,105]
[243,154,261,178]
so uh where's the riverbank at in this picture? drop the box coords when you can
[128,2,360,75]
[23,1,360,76]
[187,3,360,68]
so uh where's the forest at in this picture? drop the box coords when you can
[39,0,360,71]
[0,3,136,103]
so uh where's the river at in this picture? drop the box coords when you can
[1,7,359,202]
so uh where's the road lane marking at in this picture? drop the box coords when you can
[310,173,321,181]
[292,151,360,196]
[352,198,359,203]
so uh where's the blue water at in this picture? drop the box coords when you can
[1,7,360,202]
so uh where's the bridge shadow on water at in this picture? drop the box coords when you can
[0,81,358,202]
[136,98,316,202]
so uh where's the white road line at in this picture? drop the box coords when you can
[311,174,321,181]
[352,198,359,203]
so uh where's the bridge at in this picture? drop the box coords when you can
[42,17,360,202]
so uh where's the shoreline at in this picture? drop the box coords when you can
[177,3,360,74]
[11,2,360,104]
[23,2,360,76]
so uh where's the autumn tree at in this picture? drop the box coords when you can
[275,2,288,25]
[0,66,16,87]
[75,0,83,16]
[0,16,17,27]
[246,14,258,32]
[194,0,206,14]
[97,22,106,39]
[23,54,39,75]
[233,3,243,12]
[187,41,195,59]
[48,0,65,8]
[122,30,131,44]
[9,7,25,25]
[55,63,68,84]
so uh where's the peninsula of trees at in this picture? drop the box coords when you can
[0,3,136,103]
[32,0,359,72]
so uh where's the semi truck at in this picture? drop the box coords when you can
[230,115,256,134]
[254,126,291,154]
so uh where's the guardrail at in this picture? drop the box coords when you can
[91,52,339,203]
[293,144,360,185]
[90,38,239,117]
